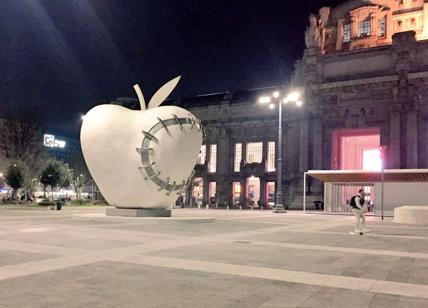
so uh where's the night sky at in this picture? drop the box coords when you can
[0,0,344,136]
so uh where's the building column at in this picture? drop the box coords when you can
[311,117,323,197]
[299,118,309,173]
[227,180,235,208]
[203,179,209,206]
[217,129,230,205]
[185,186,191,207]
[262,140,268,171]
[242,141,247,165]
[259,178,266,208]
[206,144,211,169]
[286,122,299,175]
[336,19,344,51]
[419,116,428,168]
[389,112,401,169]
[406,110,418,168]
[312,117,323,170]
[240,178,246,208]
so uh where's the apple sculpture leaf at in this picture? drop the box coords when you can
[148,76,181,109]
[81,77,203,210]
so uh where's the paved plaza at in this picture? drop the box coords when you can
[0,207,428,307]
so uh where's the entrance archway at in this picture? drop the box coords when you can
[246,176,260,208]
[191,178,204,207]
[331,128,380,209]
[332,128,381,170]
[265,182,275,208]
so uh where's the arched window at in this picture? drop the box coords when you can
[358,17,371,37]
[343,24,351,42]
[378,17,386,37]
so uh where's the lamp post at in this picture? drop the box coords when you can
[379,146,387,221]
[259,90,302,213]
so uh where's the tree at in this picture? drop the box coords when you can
[5,161,28,198]
[68,150,93,200]
[71,174,84,200]
[0,174,6,189]
[59,162,72,189]
[40,160,73,200]
[40,161,60,199]
[0,119,49,190]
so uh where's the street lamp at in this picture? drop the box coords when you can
[259,90,302,213]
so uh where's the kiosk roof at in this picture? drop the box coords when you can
[306,169,428,183]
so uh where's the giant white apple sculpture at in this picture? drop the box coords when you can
[81,76,203,211]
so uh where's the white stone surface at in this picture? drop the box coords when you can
[395,206,428,225]
[81,104,202,209]
[106,207,171,217]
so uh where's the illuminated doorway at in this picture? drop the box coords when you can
[331,128,380,211]
[246,176,260,208]
[232,182,241,206]
[192,178,203,207]
[266,182,275,208]
[209,182,217,206]
[332,128,380,170]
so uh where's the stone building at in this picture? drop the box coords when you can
[169,0,428,210]
[110,0,428,210]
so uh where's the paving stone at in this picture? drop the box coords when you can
[0,249,57,266]
[0,208,428,307]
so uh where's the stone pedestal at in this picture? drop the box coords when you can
[395,206,428,225]
[106,208,171,217]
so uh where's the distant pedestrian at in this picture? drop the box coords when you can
[349,189,366,235]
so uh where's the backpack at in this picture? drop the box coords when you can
[349,195,364,209]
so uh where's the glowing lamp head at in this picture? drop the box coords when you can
[296,100,303,107]
[286,91,300,103]
[259,96,271,104]
[273,91,280,98]
[269,103,275,110]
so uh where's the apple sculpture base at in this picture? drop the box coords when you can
[106,207,171,217]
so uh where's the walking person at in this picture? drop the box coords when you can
[349,189,366,235]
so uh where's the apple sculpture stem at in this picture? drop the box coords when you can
[81,76,203,213]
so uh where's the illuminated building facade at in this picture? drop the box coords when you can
[174,0,428,209]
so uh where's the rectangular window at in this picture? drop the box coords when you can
[234,143,242,172]
[267,142,276,172]
[358,19,371,37]
[378,17,386,37]
[209,144,217,173]
[197,145,206,165]
[343,24,351,42]
[246,142,263,163]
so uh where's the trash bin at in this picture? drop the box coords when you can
[56,201,62,211]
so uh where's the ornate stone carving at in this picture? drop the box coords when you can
[305,14,321,49]
[305,8,330,52]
